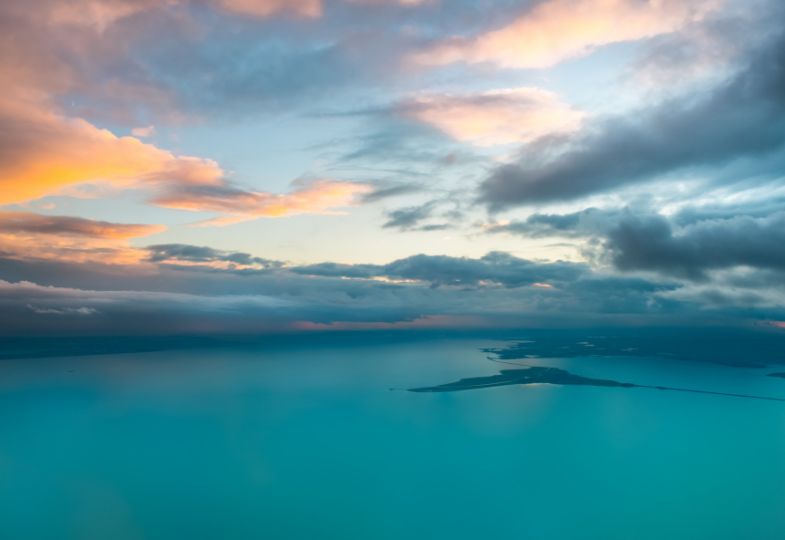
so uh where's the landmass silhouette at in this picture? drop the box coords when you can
[410,366,785,402]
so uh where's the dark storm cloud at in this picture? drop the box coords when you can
[668,196,785,226]
[480,25,785,208]
[490,202,785,281]
[606,212,785,280]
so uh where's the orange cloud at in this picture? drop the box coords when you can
[413,0,721,69]
[0,212,164,264]
[0,1,225,207]
[400,87,583,146]
[0,1,372,227]
[154,179,372,225]
[0,96,367,225]
[0,104,224,206]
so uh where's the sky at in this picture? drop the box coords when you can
[1,0,785,335]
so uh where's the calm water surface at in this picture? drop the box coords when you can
[1,337,785,539]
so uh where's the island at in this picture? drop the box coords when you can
[410,366,785,402]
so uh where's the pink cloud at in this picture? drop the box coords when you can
[131,125,156,138]
[47,0,164,31]
[413,0,721,69]
[213,0,322,18]
[0,212,164,264]
[400,87,583,146]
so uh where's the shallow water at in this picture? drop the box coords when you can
[2,336,785,539]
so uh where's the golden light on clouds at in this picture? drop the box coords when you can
[0,109,224,206]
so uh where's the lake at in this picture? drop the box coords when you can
[2,333,785,539]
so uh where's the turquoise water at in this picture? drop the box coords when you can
[2,337,785,539]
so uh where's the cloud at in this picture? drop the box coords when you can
[627,5,756,90]
[213,0,429,18]
[0,100,366,222]
[47,0,160,31]
[398,87,583,146]
[0,1,227,205]
[213,0,322,17]
[131,125,156,137]
[488,199,785,282]
[153,179,371,225]
[382,252,585,288]
[27,304,99,316]
[487,207,627,238]
[295,251,586,288]
[0,278,291,335]
[8,243,785,336]
[606,212,785,279]
[147,243,282,271]
[382,202,443,231]
[0,105,226,205]
[413,0,719,69]
[0,212,164,264]
[346,0,431,6]
[480,26,785,208]
[52,0,324,23]
[290,261,383,279]
[0,212,162,239]
[360,183,421,203]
